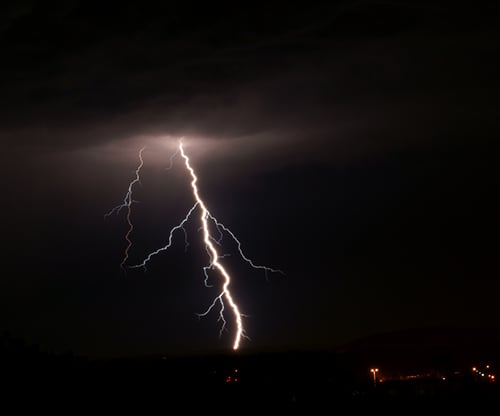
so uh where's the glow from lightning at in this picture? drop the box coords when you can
[110,139,284,351]
[105,146,146,272]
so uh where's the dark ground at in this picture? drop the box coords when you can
[2,327,499,412]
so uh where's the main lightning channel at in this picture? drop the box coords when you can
[178,142,245,350]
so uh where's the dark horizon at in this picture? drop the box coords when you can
[3,324,500,363]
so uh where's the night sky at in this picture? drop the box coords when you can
[1,1,499,359]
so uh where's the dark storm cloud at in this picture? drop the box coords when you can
[1,1,498,164]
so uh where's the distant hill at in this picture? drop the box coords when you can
[335,326,500,373]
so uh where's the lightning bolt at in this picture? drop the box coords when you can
[180,142,250,349]
[110,139,284,351]
[105,146,146,273]
[130,202,199,271]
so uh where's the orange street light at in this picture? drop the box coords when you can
[370,368,379,387]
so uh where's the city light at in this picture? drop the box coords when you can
[370,368,379,387]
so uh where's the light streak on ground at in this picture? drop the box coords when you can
[105,146,146,272]
[110,139,284,351]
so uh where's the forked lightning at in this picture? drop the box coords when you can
[106,139,283,350]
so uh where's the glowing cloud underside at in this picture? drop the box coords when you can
[106,140,284,351]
